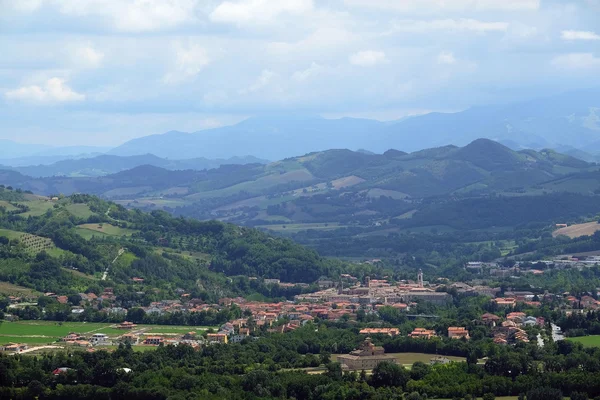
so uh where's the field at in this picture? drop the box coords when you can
[332,352,466,367]
[0,228,24,240]
[0,281,40,297]
[0,320,216,346]
[16,200,55,217]
[566,335,600,348]
[65,203,95,219]
[257,222,342,233]
[553,221,600,238]
[76,223,137,239]
[0,200,17,212]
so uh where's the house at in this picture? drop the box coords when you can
[119,333,139,345]
[1,343,28,352]
[117,321,137,330]
[62,333,83,342]
[337,338,400,370]
[493,298,516,307]
[481,313,501,327]
[448,327,470,340]
[144,336,164,346]
[207,333,228,344]
[52,367,71,375]
[409,328,437,339]
[359,328,400,337]
[90,333,110,345]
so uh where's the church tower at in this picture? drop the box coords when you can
[417,269,424,288]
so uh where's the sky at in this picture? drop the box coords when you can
[0,0,599,147]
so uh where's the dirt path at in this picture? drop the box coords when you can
[102,248,125,281]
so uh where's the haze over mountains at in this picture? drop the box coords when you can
[2,90,599,167]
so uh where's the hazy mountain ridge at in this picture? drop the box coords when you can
[1,154,269,178]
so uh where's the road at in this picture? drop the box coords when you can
[101,248,125,281]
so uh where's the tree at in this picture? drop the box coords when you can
[527,387,563,400]
[483,393,495,400]
[370,362,409,389]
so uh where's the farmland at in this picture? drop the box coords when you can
[566,335,600,348]
[331,352,466,367]
[76,223,137,239]
[553,221,600,238]
[16,199,55,217]
[0,320,216,346]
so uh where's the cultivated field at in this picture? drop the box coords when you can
[332,352,466,366]
[0,281,40,297]
[16,200,55,217]
[65,203,95,219]
[566,335,600,348]
[0,320,216,346]
[553,222,600,238]
[76,223,137,238]
[257,222,342,233]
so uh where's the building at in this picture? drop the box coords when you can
[447,327,470,340]
[1,343,28,352]
[144,336,164,346]
[409,328,437,339]
[117,321,137,330]
[207,333,228,344]
[90,333,109,345]
[337,338,400,371]
[359,328,400,337]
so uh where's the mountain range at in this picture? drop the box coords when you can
[0,154,268,178]
[2,139,599,233]
[2,89,598,165]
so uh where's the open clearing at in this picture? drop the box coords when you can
[332,352,466,366]
[553,222,600,238]
[257,222,342,233]
[76,223,137,238]
[16,200,55,217]
[0,321,216,346]
[0,200,17,211]
[566,335,600,348]
[0,281,40,297]
[65,203,95,219]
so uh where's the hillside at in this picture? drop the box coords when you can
[6,154,268,178]
[104,89,600,160]
[1,139,598,237]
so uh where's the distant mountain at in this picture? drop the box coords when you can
[1,139,595,211]
[109,116,386,160]
[0,139,51,159]
[6,154,269,178]
[105,89,600,161]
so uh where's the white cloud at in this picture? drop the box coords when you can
[292,62,323,81]
[239,69,276,94]
[163,42,210,84]
[552,53,600,69]
[14,0,199,32]
[561,30,600,41]
[70,44,104,68]
[437,51,457,65]
[344,0,539,12]
[5,78,85,103]
[350,51,387,67]
[210,0,313,25]
[388,19,509,34]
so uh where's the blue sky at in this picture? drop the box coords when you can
[0,0,599,146]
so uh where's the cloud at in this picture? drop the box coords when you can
[5,78,85,103]
[350,51,387,67]
[561,30,600,41]
[210,0,313,25]
[70,44,105,68]
[388,19,509,34]
[344,0,539,12]
[13,0,199,32]
[239,69,276,94]
[292,62,323,81]
[163,42,210,84]
[552,53,600,69]
[437,51,457,65]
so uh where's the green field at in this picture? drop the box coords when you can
[567,335,600,347]
[65,203,95,219]
[0,228,24,240]
[257,222,342,233]
[0,281,40,297]
[76,223,137,239]
[0,200,17,212]
[0,321,217,346]
[332,352,466,366]
[16,200,55,217]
